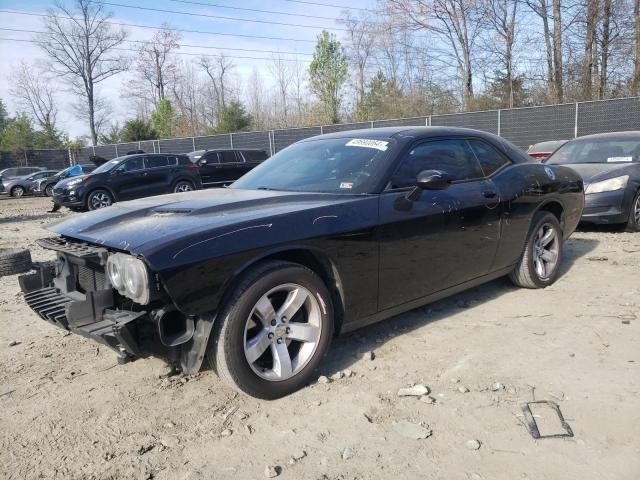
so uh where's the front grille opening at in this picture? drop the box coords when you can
[74,264,107,294]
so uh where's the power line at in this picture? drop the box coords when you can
[91,1,347,31]
[0,27,315,56]
[280,0,376,12]
[0,9,317,43]
[0,36,315,62]
[167,0,340,21]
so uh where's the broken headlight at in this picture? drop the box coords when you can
[106,253,151,305]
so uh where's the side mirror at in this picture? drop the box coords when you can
[198,159,207,166]
[406,170,451,201]
[112,166,125,175]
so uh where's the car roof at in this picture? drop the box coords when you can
[300,126,504,142]
[570,131,640,142]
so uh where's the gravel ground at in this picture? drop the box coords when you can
[1,196,639,480]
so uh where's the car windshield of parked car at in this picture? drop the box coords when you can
[231,137,396,194]
[547,139,640,164]
[92,158,124,174]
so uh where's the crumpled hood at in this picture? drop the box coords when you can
[565,163,636,184]
[47,188,376,270]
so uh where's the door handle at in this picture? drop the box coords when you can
[483,190,497,199]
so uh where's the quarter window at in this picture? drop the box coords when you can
[468,139,511,176]
[390,139,484,188]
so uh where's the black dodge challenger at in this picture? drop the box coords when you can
[19,127,584,399]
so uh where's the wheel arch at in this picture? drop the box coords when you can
[85,185,117,204]
[222,247,346,335]
[535,200,565,230]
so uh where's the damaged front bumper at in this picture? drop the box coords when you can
[19,237,214,373]
[19,238,146,363]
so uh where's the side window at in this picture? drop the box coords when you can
[468,139,511,176]
[219,151,240,163]
[390,139,484,188]
[147,156,170,169]
[203,152,219,164]
[124,157,145,172]
[242,150,268,162]
[166,156,179,166]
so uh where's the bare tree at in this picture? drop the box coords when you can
[632,0,640,94]
[388,0,485,109]
[269,55,292,127]
[526,0,564,102]
[246,68,268,130]
[10,61,59,136]
[199,54,234,126]
[483,0,519,108]
[130,23,181,106]
[582,0,598,98]
[40,0,128,145]
[342,12,377,107]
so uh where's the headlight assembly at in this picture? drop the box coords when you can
[66,177,85,187]
[106,253,151,304]
[585,175,629,194]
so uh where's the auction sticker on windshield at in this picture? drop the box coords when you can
[607,156,633,163]
[346,139,389,151]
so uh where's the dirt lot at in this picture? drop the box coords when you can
[0,195,638,480]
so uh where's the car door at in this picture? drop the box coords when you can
[217,150,247,184]
[378,138,502,310]
[111,156,147,200]
[144,155,172,195]
[198,151,221,186]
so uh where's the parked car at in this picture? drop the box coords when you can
[546,131,640,231]
[193,149,269,187]
[0,166,45,193]
[19,127,584,399]
[2,170,58,197]
[52,153,202,211]
[527,140,568,161]
[33,164,96,197]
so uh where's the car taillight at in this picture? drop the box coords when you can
[188,163,199,172]
[529,153,549,161]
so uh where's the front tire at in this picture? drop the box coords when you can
[173,180,194,193]
[86,189,113,210]
[207,261,334,399]
[10,186,25,198]
[510,212,563,289]
[626,189,640,232]
[45,185,54,197]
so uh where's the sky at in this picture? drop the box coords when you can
[0,0,372,139]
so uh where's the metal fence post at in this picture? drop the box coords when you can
[370,121,374,128]
[497,109,501,136]
[115,144,119,157]
[320,125,324,135]
[157,140,161,153]
[92,145,96,155]
[269,130,274,156]
[229,133,234,149]
[68,148,72,166]
[192,136,196,152]
[574,103,579,138]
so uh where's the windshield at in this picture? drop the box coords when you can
[92,158,123,174]
[231,137,396,194]
[547,139,640,164]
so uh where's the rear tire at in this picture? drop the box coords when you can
[86,189,113,210]
[45,185,54,197]
[207,261,334,399]
[626,189,640,232]
[510,212,563,289]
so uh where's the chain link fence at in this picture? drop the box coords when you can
[2,97,639,171]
